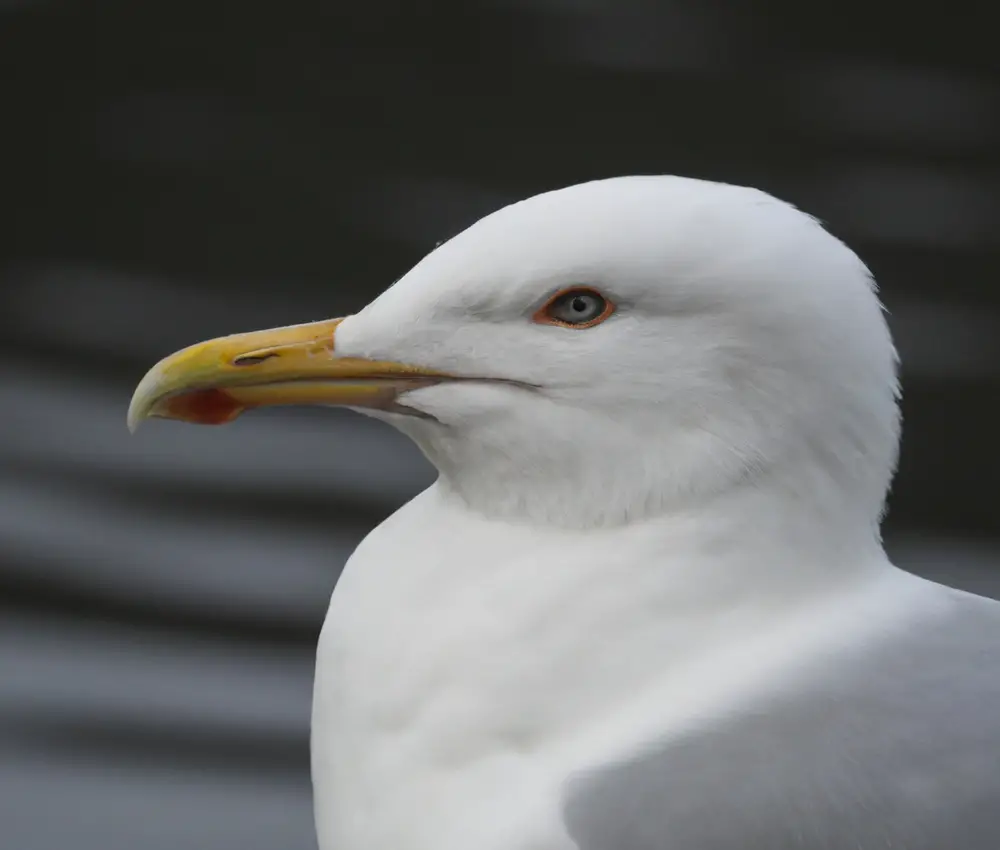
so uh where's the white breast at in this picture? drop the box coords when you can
[311,485,607,850]
[309,485,919,850]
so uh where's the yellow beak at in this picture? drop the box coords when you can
[127,317,451,432]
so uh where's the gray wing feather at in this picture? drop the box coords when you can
[564,587,1000,850]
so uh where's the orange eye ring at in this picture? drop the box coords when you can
[533,287,616,329]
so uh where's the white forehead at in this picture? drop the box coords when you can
[370,175,866,322]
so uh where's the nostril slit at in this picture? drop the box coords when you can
[233,353,278,366]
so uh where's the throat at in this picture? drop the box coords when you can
[399,400,881,538]
[339,482,889,680]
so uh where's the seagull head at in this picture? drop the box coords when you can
[129,176,899,533]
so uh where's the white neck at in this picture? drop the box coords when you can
[313,479,900,850]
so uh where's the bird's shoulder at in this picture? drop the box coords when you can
[563,587,1000,850]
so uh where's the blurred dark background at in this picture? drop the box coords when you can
[1,2,998,848]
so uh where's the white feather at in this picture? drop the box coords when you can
[311,175,908,849]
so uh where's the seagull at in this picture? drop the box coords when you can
[129,176,1000,850]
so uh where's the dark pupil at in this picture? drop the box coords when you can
[571,296,588,313]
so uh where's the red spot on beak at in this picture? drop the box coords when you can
[162,388,246,425]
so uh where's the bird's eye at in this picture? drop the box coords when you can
[534,288,614,329]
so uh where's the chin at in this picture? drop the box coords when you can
[394,382,535,426]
